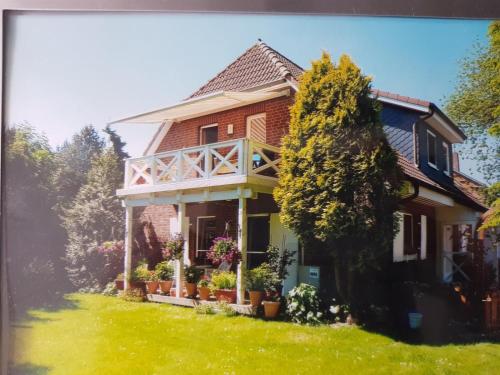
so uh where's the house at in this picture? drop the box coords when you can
[112,40,491,304]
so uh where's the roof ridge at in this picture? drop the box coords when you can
[187,42,261,99]
[256,40,293,78]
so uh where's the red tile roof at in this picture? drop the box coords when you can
[371,89,431,108]
[188,40,303,98]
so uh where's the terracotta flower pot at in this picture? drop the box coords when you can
[145,281,159,294]
[215,289,237,304]
[198,286,211,301]
[185,283,197,298]
[159,280,173,294]
[249,291,265,308]
[115,279,124,290]
[170,288,176,297]
[263,301,281,319]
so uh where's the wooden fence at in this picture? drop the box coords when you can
[484,291,500,331]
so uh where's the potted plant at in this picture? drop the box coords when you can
[211,271,237,303]
[246,263,277,308]
[207,237,240,268]
[115,273,124,290]
[197,279,211,301]
[144,270,160,294]
[162,233,185,261]
[129,262,149,293]
[266,245,296,296]
[262,295,281,319]
[155,261,174,294]
[184,265,204,298]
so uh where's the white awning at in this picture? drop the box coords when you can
[109,90,289,124]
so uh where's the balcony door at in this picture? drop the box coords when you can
[199,124,218,176]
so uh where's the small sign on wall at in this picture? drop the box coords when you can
[227,123,234,135]
[309,266,319,279]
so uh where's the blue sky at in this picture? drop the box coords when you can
[5,12,490,180]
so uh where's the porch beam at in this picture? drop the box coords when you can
[123,206,133,290]
[236,197,248,304]
[175,202,186,298]
[122,188,255,207]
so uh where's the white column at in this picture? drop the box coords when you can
[175,202,186,298]
[236,197,248,304]
[124,205,133,290]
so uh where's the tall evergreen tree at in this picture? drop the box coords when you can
[104,124,129,164]
[63,148,124,291]
[274,53,402,309]
[53,125,105,213]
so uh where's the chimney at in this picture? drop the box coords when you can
[452,152,460,172]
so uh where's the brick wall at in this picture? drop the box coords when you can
[155,95,293,152]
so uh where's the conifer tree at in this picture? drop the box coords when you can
[274,53,402,308]
[63,148,124,291]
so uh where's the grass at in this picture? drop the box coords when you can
[9,294,500,375]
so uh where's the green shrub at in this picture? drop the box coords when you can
[211,271,237,290]
[132,263,156,282]
[286,283,323,325]
[102,282,118,296]
[217,301,237,317]
[246,263,278,292]
[155,261,174,281]
[120,288,145,302]
[184,265,204,284]
[198,279,210,288]
[194,303,215,315]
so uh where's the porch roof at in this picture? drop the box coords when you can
[109,90,288,125]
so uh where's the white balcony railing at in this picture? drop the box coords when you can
[123,138,281,189]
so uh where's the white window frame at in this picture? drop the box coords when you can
[196,216,216,257]
[442,142,450,176]
[402,213,417,260]
[246,113,267,143]
[199,123,218,145]
[393,212,417,262]
[427,130,438,169]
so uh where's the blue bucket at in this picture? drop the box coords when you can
[408,312,423,329]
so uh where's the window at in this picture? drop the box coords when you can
[442,142,450,175]
[246,113,266,143]
[403,213,415,255]
[427,130,437,168]
[247,215,270,269]
[200,124,218,145]
[196,216,217,259]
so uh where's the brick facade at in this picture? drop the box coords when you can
[155,95,293,153]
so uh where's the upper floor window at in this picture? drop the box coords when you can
[200,124,218,145]
[442,142,450,175]
[427,130,437,168]
[246,113,266,143]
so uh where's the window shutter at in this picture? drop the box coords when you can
[420,215,427,260]
[393,212,404,262]
[247,114,266,143]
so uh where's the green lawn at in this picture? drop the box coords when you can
[9,294,500,375]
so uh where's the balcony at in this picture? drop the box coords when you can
[117,138,281,197]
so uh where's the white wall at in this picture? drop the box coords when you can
[270,213,299,294]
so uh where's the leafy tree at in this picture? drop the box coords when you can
[274,53,402,309]
[53,125,105,213]
[446,21,500,182]
[63,148,125,291]
[4,124,68,315]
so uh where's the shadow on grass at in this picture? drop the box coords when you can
[10,291,81,323]
[8,362,51,375]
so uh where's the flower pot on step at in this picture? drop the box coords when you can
[159,280,173,294]
[214,289,237,304]
[185,283,197,298]
[263,301,280,319]
[249,291,265,308]
[198,286,211,301]
[145,281,159,294]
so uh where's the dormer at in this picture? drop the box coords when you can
[374,90,466,186]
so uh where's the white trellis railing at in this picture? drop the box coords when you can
[124,138,281,188]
